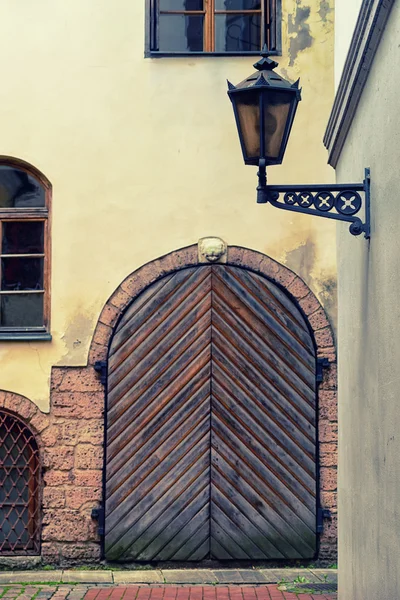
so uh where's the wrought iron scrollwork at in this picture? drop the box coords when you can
[256,165,371,239]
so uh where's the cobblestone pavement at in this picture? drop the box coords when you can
[0,586,337,600]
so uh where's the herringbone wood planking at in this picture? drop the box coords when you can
[210,266,316,560]
[105,267,212,561]
[104,265,317,561]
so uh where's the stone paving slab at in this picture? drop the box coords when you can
[113,572,164,584]
[258,569,322,583]
[0,572,63,583]
[309,570,337,584]
[212,571,249,584]
[239,570,268,583]
[61,573,113,584]
[162,570,217,584]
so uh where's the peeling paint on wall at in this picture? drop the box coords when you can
[318,0,333,22]
[280,235,337,332]
[57,312,94,364]
[318,275,337,333]
[288,4,313,66]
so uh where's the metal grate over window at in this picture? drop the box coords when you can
[0,411,40,554]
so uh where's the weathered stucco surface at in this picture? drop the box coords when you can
[0,0,335,410]
[335,3,400,597]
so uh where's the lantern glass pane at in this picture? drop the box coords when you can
[235,90,260,159]
[263,91,292,160]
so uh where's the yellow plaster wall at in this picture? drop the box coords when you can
[0,0,335,410]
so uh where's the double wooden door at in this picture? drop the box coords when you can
[104,265,317,561]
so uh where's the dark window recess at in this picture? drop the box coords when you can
[0,412,40,555]
[149,0,279,54]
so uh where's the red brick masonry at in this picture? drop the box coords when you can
[0,245,337,564]
[85,587,337,600]
[0,585,337,600]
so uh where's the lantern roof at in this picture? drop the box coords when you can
[227,45,301,98]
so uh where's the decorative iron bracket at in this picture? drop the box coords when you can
[257,164,371,239]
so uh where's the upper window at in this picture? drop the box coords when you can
[0,160,51,340]
[147,0,280,55]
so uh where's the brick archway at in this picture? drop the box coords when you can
[89,244,337,562]
[89,245,336,366]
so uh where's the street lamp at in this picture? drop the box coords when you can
[228,47,371,238]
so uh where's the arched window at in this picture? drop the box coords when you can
[0,158,51,340]
[0,411,40,554]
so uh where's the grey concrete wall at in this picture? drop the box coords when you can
[335,3,400,598]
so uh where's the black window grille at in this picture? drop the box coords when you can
[0,411,40,554]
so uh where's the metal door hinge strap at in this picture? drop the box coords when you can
[91,507,105,536]
[316,357,330,383]
[94,360,107,386]
[317,507,332,533]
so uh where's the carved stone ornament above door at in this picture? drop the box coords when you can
[198,237,227,263]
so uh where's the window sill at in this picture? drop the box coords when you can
[0,331,52,341]
[146,50,281,58]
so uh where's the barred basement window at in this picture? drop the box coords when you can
[147,0,281,55]
[0,158,51,340]
[0,411,40,555]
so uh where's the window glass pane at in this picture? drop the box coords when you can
[1,258,44,291]
[2,222,44,255]
[0,167,45,208]
[215,13,261,51]
[159,14,204,51]
[0,294,44,327]
[160,0,203,9]
[215,0,261,9]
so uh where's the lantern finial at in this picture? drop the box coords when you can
[253,44,279,72]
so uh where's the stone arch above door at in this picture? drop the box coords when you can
[88,242,337,563]
[89,244,335,366]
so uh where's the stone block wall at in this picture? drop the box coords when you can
[0,368,104,565]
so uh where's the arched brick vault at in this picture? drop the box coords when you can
[2,244,337,565]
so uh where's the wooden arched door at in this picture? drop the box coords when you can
[104,265,317,561]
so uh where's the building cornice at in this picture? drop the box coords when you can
[324,0,395,168]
